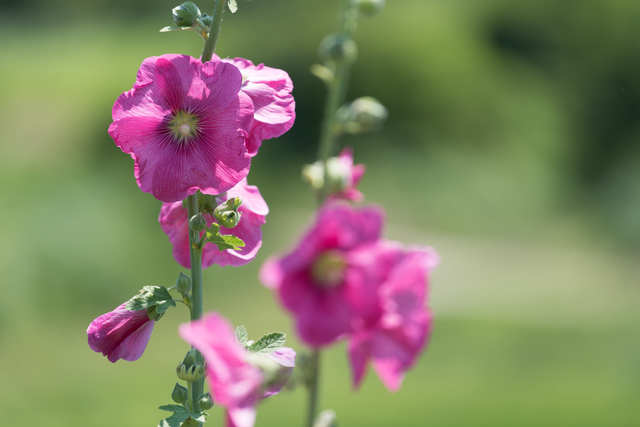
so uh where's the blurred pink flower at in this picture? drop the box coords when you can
[109,54,253,202]
[220,57,295,156]
[330,146,366,202]
[179,313,295,427]
[87,303,155,363]
[260,203,385,347]
[348,245,439,391]
[159,178,268,268]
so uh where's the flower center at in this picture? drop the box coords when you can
[168,110,200,143]
[311,251,346,287]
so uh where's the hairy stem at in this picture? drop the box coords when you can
[186,193,205,417]
[306,350,321,427]
[201,0,227,62]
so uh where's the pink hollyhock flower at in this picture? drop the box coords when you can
[302,146,366,202]
[260,203,385,347]
[109,54,253,202]
[219,56,295,156]
[87,303,155,363]
[348,245,439,392]
[159,178,268,268]
[179,313,296,427]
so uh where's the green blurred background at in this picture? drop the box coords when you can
[1,0,639,425]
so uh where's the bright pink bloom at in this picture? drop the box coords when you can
[159,179,268,268]
[109,54,253,202]
[260,203,385,347]
[348,245,438,392]
[219,57,295,156]
[329,146,366,202]
[87,303,155,363]
[179,313,295,427]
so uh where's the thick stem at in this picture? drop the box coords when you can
[201,0,227,62]
[305,350,321,427]
[186,193,205,415]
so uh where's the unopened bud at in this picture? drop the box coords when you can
[176,272,192,295]
[176,349,204,381]
[318,34,358,63]
[171,383,189,404]
[189,213,207,232]
[336,96,388,134]
[172,1,202,27]
[147,305,164,321]
[198,392,214,410]
[302,161,325,191]
[357,0,384,17]
[200,13,213,28]
[214,197,242,229]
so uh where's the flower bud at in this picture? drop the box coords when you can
[198,392,214,410]
[214,197,242,229]
[336,96,388,134]
[171,383,189,404]
[318,34,358,63]
[200,13,213,28]
[172,1,202,27]
[176,349,204,381]
[357,0,384,17]
[189,213,207,232]
[176,272,192,295]
[302,161,325,191]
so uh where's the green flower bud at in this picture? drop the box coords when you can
[176,272,192,295]
[318,34,358,63]
[171,383,189,404]
[214,197,242,229]
[200,13,213,28]
[176,349,204,381]
[302,161,325,191]
[357,0,384,17]
[336,96,388,134]
[198,392,214,410]
[147,305,164,321]
[189,213,207,232]
[172,2,202,27]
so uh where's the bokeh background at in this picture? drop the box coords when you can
[1,0,639,425]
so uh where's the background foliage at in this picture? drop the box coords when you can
[0,0,639,426]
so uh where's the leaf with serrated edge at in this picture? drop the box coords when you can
[158,412,190,427]
[125,286,176,312]
[235,325,248,346]
[206,231,246,252]
[159,26,195,32]
[248,332,286,355]
[158,404,188,413]
[228,0,238,13]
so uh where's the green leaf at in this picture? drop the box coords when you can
[158,412,190,427]
[159,404,188,413]
[125,286,176,314]
[228,0,238,13]
[247,332,286,355]
[235,325,248,346]
[205,224,246,251]
[190,412,207,423]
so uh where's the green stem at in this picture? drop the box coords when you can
[201,0,227,62]
[187,380,194,412]
[306,350,321,427]
[317,0,359,201]
[186,193,205,416]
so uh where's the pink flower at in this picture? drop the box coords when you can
[219,57,295,156]
[329,146,366,202]
[260,203,385,347]
[87,303,155,363]
[179,313,296,427]
[348,245,439,392]
[109,54,254,202]
[159,178,268,268]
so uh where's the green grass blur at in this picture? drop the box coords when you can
[0,0,639,425]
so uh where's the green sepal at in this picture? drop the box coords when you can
[125,286,176,315]
[160,25,196,33]
[205,223,246,251]
[247,332,286,355]
[228,0,238,13]
[235,325,249,346]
